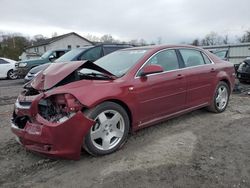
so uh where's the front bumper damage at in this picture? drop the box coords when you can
[11,92,95,160]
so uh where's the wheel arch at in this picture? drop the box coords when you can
[219,78,231,93]
[81,98,133,131]
[104,99,133,130]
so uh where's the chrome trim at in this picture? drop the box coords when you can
[134,47,215,79]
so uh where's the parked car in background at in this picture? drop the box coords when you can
[237,58,250,83]
[11,45,235,160]
[0,57,17,80]
[15,49,69,78]
[24,44,132,82]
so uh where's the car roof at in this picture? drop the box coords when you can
[94,43,133,47]
[121,44,202,51]
[0,57,17,63]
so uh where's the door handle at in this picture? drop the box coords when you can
[177,74,184,79]
[210,68,216,72]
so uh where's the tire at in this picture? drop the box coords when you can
[7,69,17,80]
[207,81,230,113]
[84,102,130,156]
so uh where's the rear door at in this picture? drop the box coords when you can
[178,49,216,108]
[134,49,187,124]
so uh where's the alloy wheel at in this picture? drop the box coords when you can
[8,70,17,79]
[90,110,125,151]
[215,85,228,110]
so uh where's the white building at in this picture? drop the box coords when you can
[203,43,250,64]
[20,32,93,60]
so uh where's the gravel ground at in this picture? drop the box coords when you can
[0,79,250,188]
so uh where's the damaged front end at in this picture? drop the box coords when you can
[38,93,83,123]
[11,63,96,159]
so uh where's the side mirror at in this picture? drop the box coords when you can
[49,55,55,61]
[140,64,164,77]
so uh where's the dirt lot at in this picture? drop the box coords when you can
[0,79,250,188]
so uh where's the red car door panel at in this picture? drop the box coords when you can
[182,64,216,107]
[134,71,187,124]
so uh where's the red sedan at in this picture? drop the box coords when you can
[11,45,235,160]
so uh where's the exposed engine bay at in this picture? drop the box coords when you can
[38,94,83,123]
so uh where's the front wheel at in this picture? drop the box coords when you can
[207,81,230,113]
[84,102,130,156]
[7,69,17,80]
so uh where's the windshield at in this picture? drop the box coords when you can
[41,51,52,59]
[55,47,91,62]
[90,49,148,77]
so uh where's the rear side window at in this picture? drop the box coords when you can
[80,46,102,61]
[147,49,179,71]
[179,49,205,67]
[202,53,212,64]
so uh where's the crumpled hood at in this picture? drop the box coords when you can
[31,61,86,91]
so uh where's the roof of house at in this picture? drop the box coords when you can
[26,32,93,49]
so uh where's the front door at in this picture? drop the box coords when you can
[134,49,187,124]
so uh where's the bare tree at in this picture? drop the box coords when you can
[222,34,229,44]
[200,32,225,46]
[129,39,139,46]
[100,34,114,43]
[85,34,101,42]
[238,30,250,43]
[191,39,200,46]
[139,38,147,46]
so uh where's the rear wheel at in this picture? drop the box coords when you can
[207,81,230,113]
[7,69,17,80]
[84,102,130,156]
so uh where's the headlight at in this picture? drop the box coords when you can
[19,62,27,67]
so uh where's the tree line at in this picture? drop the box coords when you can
[191,31,250,46]
[1,30,250,60]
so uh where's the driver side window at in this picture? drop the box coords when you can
[147,49,179,71]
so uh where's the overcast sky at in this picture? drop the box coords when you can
[0,0,250,43]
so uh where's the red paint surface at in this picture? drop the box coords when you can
[12,45,235,159]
